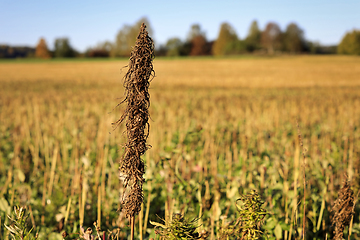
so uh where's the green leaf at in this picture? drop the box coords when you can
[287,190,296,198]
[263,218,277,230]
[279,222,290,231]
[272,183,284,190]
[226,185,238,199]
[16,169,25,182]
[0,197,11,214]
[4,225,18,235]
[274,224,282,239]
[149,220,167,229]
[48,232,63,240]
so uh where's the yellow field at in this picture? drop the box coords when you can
[0,56,359,239]
[1,56,360,87]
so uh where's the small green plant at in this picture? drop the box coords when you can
[218,219,239,240]
[236,190,267,240]
[151,213,202,240]
[4,206,38,240]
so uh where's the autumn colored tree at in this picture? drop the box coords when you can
[338,30,360,55]
[186,24,209,56]
[245,20,261,52]
[190,35,209,56]
[261,22,282,54]
[212,22,238,56]
[35,38,51,59]
[86,49,109,58]
[283,23,305,53]
[111,17,153,57]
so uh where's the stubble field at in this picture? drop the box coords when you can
[0,56,360,239]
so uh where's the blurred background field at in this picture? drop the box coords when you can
[0,56,360,239]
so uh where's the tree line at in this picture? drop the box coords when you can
[1,17,359,59]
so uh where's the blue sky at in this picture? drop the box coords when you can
[1,0,359,52]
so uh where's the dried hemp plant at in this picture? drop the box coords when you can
[113,23,155,239]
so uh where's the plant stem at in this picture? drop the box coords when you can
[130,216,135,240]
[297,120,306,240]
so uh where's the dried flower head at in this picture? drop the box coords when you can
[113,23,154,218]
[331,180,355,240]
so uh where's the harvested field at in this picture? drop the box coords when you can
[0,56,359,239]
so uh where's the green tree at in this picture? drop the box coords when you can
[186,24,205,41]
[261,22,282,54]
[85,41,113,58]
[95,41,113,52]
[283,23,305,53]
[229,40,248,54]
[212,22,238,56]
[54,38,76,58]
[165,38,183,56]
[111,17,153,57]
[338,30,360,55]
[245,20,261,52]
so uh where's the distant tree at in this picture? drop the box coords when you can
[283,23,305,53]
[35,38,51,59]
[319,45,338,54]
[0,45,35,58]
[306,41,337,54]
[245,20,261,52]
[155,44,167,56]
[54,38,76,58]
[85,41,112,58]
[96,41,113,53]
[111,24,132,57]
[190,35,209,56]
[261,22,282,54]
[186,24,205,41]
[307,41,321,54]
[179,42,192,56]
[228,40,248,54]
[186,24,209,56]
[212,22,238,56]
[111,17,153,57]
[338,30,360,55]
[165,38,183,56]
[86,49,109,58]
